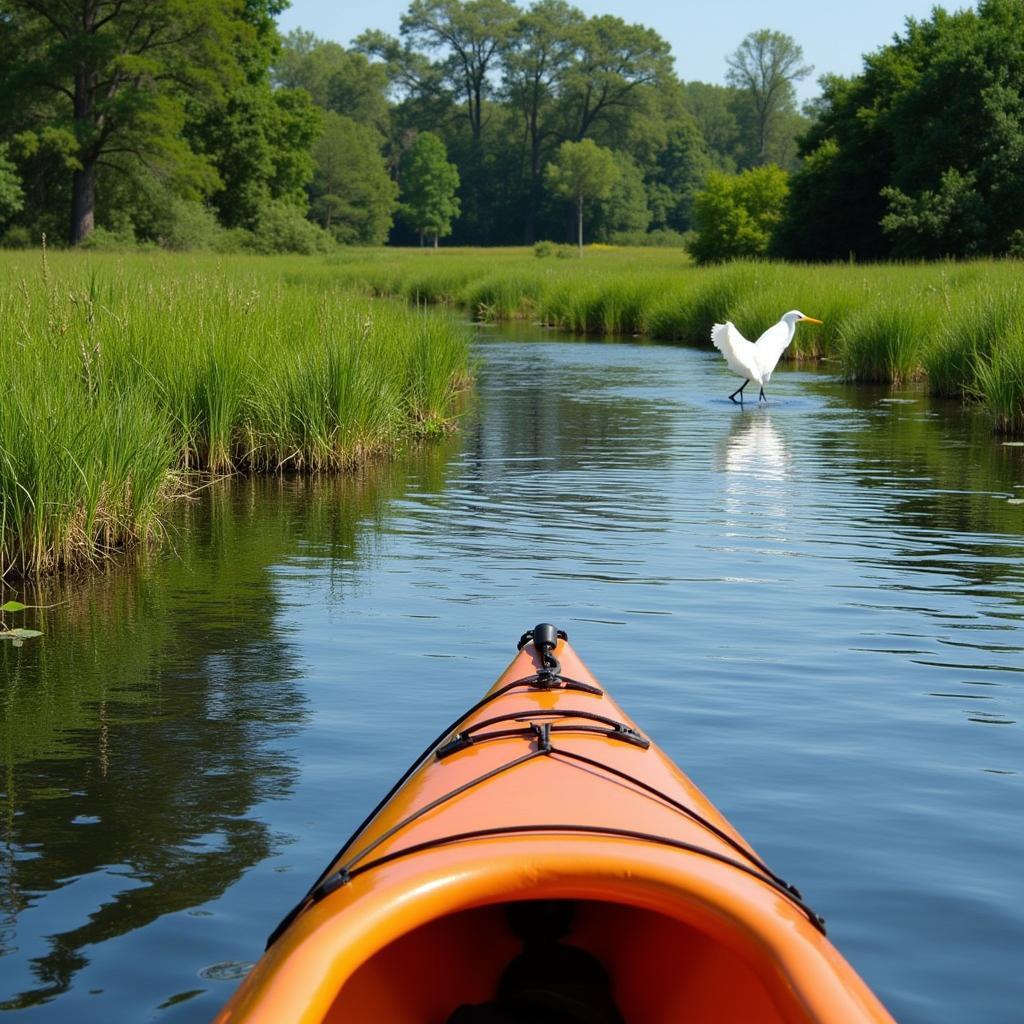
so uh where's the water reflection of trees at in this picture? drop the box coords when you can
[810,383,1024,604]
[0,461,443,1010]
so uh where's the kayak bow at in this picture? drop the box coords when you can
[216,625,894,1024]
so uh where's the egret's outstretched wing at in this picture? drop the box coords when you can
[711,321,761,383]
[753,320,792,382]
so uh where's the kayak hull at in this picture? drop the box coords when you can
[215,636,894,1024]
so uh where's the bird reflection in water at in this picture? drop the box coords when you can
[718,412,792,540]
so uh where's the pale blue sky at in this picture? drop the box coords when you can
[278,0,976,103]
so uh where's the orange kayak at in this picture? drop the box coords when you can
[216,625,894,1024]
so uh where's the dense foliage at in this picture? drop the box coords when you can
[545,139,618,252]
[399,132,460,245]
[777,0,1024,259]
[0,0,809,249]
[4,0,1017,257]
[691,166,789,264]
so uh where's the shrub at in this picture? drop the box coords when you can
[690,167,789,264]
[160,198,242,252]
[610,228,689,248]
[0,225,33,249]
[533,240,576,259]
[248,201,335,255]
[80,225,138,251]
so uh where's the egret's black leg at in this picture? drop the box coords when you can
[728,381,748,404]
[758,386,767,404]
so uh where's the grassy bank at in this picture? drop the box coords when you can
[4,245,1023,575]
[320,247,1024,433]
[0,251,470,579]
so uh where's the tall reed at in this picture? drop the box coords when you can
[0,252,470,577]
[837,300,943,384]
[975,329,1024,434]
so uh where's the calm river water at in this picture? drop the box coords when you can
[2,332,1022,1023]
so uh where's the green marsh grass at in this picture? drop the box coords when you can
[7,245,1024,577]
[0,252,470,577]
[318,248,1024,433]
[924,286,1024,399]
[976,329,1024,434]
[837,300,943,384]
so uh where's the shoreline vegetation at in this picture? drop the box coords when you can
[0,250,471,580]
[4,244,1024,579]
[321,246,1024,433]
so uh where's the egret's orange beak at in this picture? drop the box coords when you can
[799,316,823,324]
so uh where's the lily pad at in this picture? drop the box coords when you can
[1,627,43,647]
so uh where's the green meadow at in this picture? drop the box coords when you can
[4,245,1024,578]
[0,250,470,579]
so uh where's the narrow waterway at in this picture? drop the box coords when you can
[2,332,1022,1023]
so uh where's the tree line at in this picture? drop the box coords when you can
[698,0,1024,262]
[0,0,809,251]
[1,0,1020,259]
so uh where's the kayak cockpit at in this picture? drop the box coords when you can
[326,898,806,1024]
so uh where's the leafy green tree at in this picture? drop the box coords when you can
[592,155,649,240]
[560,15,674,143]
[4,128,81,242]
[881,168,988,258]
[400,0,517,238]
[311,112,398,244]
[779,0,1024,259]
[401,0,518,144]
[400,131,460,246]
[682,81,743,172]
[0,0,252,245]
[501,0,583,241]
[690,165,789,264]
[726,29,812,168]
[646,115,713,232]
[185,5,320,233]
[275,31,391,138]
[354,27,448,113]
[190,84,320,231]
[545,138,618,254]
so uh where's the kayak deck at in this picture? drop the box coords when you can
[216,628,893,1024]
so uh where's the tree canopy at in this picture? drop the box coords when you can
[311,113,398,245]
[0,0,263,244]
[726,30,812,170]
[776,0,1024,260]
[4,0,1005,258]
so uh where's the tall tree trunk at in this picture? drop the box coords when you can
[71,48,97,247]
[577,195,583,257]
[70,161,97,246]
[524,113,541,244]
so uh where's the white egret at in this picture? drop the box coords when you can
[711,310,822,404]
